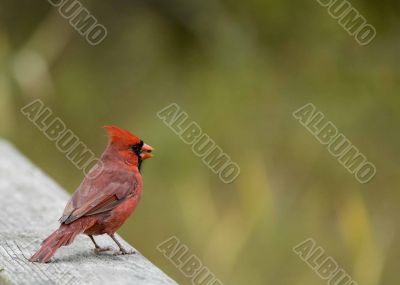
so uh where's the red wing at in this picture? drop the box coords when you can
[60,165,138,225]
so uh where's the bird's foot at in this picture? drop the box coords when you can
[113,248,136,256]
[94,246,113,253]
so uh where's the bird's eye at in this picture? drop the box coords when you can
[130,141,144,156]
[131,145,141,155]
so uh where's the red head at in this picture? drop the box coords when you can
[103,126,153,168]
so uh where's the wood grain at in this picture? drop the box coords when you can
[0,140,177,285]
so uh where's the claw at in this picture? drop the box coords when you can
[113,249,136,256]
[94,246,113,253]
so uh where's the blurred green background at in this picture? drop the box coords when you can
[0,0,399,284]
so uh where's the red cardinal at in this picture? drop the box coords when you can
[30,126,153,263]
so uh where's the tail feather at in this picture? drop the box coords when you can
[30,220,95,263]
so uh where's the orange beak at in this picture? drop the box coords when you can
[140,143,153,160]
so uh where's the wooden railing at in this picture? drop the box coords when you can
[0,140,177,285]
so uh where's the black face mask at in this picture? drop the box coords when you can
[130,140,144,171]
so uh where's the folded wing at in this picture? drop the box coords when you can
[60,165,138,225]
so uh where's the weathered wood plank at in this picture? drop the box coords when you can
[0,140,177,285]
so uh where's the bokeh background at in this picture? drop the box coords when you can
[0,0,399,284]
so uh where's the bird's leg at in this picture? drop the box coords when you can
[109,234,136,255]
[89,235,113,253]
